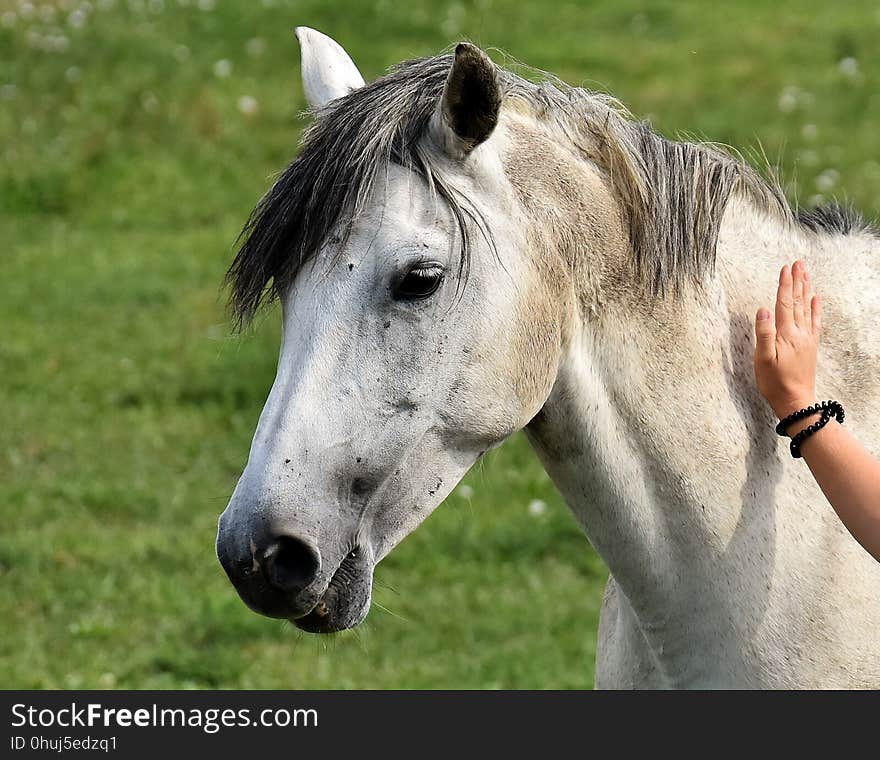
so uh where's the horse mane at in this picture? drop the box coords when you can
[228,51,862,325]
[797,202,877,237]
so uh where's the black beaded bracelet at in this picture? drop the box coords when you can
[775,400,845,459]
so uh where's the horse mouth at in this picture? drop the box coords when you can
[292,548,372,633]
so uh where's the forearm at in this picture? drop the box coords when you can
[795,419,880,561]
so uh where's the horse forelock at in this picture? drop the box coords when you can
[226,54,474,326]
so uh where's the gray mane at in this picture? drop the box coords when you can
[228,52,798,324]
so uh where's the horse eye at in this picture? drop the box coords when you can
[394,264,444,301]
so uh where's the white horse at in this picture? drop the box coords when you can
[217,29,880,688]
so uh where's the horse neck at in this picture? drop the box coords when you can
[523,195,812,675]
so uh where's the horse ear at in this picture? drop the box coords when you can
[295,27,365,109]
[435,43,501,156]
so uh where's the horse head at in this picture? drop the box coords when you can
[216,30,565,631]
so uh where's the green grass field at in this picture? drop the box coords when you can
[2,0,878,689]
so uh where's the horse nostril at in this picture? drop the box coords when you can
[262,535,321,594]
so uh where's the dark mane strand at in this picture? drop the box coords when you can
[797,203,877,237]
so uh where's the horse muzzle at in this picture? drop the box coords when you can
[216,512,373,631]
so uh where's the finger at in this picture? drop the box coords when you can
[801,263,812,326]
[811,294,822,335]
[775,264,794,333]
[791,260,806,328]
[754,307,776,363]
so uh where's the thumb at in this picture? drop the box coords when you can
[754,307,776,362]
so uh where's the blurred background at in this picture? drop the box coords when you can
[1,0,878,689]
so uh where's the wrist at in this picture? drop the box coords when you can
[772,399,846,457]
[772,395,818,421]
[782,412,823,438]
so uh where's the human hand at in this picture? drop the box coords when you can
[754,260,822,420]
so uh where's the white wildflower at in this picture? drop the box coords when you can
[213,59,232,78]
[815,169,839,193]
[838,57,859,77]
[237,95,259,115]
[68,9,87,28]
[246,37,266,58]
[801,123,818,141]
[777,86,799,113]
[140,91,159,112]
